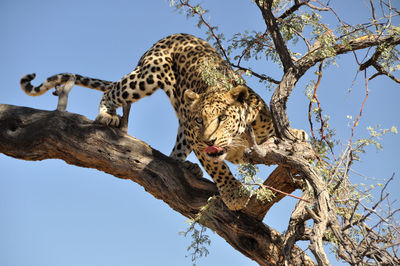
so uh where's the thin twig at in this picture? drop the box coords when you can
[179,0,280,84]
[244,182,312,203]
[178,0,231,64]
[308,62,336,160]
[263,183,312,203]
[349,70,369,145]
[231,63,280,84]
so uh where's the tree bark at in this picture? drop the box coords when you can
[0,104,316,265]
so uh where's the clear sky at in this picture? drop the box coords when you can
[1,1,399,265]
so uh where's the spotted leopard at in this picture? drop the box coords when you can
[20,33,306,210]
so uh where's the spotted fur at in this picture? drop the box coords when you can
[21,33,305,210]
[21,73,114,95]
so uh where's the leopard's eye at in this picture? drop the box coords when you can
[218,114,227,121]
[195,117,203,125]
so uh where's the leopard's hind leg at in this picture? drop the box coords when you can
[95,51,176,128]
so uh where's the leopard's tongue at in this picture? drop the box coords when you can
[204,146,223,154]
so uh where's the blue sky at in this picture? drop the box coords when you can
[1,1,399,265]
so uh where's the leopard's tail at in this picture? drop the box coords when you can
[20,73,115,96]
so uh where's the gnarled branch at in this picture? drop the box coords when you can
[0,104,316,266]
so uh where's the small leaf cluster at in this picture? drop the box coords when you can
[180,222,210,265]
[179,196,218,265]
[198,58,244,90]
[237,163,275,202]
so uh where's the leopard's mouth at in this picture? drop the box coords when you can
[204,146,226,158]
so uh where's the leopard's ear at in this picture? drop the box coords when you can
[229,85,249,103]
[184,89,199,104]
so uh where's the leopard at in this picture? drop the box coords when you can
[20,33,306,211]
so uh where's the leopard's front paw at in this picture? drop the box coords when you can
[220,184,251,211]
[290,128,309,142]
[182,161,203,177]
[95,112,121,127]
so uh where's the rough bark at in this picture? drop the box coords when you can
[0,104,316,266]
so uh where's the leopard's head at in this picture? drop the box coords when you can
[183,85,250,161]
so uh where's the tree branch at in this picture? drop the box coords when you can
[256,0,295,73]
[278,0,306,20]
[255,1,301,139]
[298,34,400,76]
[360,45,400,83]
[0,104,316,266]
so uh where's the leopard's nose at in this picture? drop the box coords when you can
[205,138,216,146]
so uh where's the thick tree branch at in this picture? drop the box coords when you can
[298,34,400,76]
[256,0,295,72]
[255,1,300,139]
[245,165,303,220]
[244,133,341,265]
[0,104,316,266]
